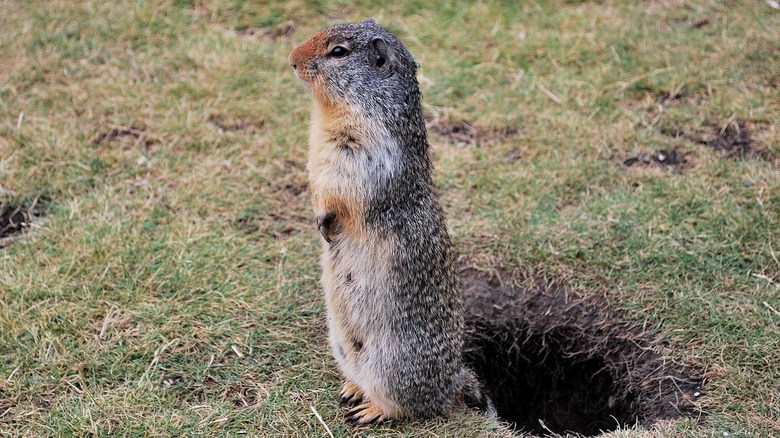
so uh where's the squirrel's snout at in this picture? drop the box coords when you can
[288,53,297,70]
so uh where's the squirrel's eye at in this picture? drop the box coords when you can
[329,46,349,58]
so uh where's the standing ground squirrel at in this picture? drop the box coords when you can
[289,19,493,425]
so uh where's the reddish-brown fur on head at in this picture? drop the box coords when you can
[288,31,329,71]
[289,29,347,106]
[289,20,421,241]
[289,19,415,111]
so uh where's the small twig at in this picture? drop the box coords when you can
[6,367,19,383]
[536,82,563,104]
[16,112,24,130]
[767,231,779,267]
[99,307,114,339]
[310,406,335,438]
[63,377,84,394]
[763,301,780,318]
[137,339,177,389]
[538,419,558,436]
[751,272,777,287]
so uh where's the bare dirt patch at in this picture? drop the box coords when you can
[90,126,157,150]
[461,267,703,437]
[228,384,259,410]
[236,212,301,240]
[235,22,296,40]
[650,90,690,105]
[690,18,712,29]
[640,94,777,164]
[657,120,779,163]
[623,149,687,169]
[235,174,308,239]
[0,205,27,239]
[161,355,262,411]
[687,122,753,160]
[626,91,777,166]
[425,116,523,148]
[1,199,46,245]
[207,114,265,133]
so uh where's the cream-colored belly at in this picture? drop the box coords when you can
[320,233,397,392]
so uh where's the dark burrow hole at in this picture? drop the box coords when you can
[461,268,703,437]
[0,206,26,239]
[1,201,46,241]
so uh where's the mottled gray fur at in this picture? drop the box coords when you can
[292,19,493,422]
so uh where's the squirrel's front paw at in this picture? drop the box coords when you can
[338,381,364,407]
[316,212,337,243]
[345,401,387,425]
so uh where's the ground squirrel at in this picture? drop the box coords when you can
[289,19,493,425]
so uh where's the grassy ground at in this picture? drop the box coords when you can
[1,0,778,436]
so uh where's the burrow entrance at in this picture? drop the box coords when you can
[0,205,27,239]
[461,268,703,437]
[1,199,47,246]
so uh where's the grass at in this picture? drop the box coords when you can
[1,0,778,436]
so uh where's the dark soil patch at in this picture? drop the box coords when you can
[425,116,523,147]
[623,149,686,169]
[235,176,308,239]
[650,90,688,105]
[228,385,259,410]
[235,22,296,40]
[505,149,523,161]
[238,212,301,240]
[427,118,479,147]
[0,205,26,239]
[690,18,711,29]
[162,360,261,410]
[697,123,752,160]
[207,114,265,133]
[461,268,703,437]
[90,126,157,150]
[628,91,776,164]
[1,199,46,242]
[656,121,776,163]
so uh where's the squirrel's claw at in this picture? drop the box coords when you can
[345,401,387,425]
[316,212,337,243]
[338,381,364,406]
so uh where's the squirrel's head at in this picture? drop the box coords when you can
[289,19,420,117]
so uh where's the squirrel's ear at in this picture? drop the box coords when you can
[371,37,395,70]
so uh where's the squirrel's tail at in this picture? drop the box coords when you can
[458,366,496,418]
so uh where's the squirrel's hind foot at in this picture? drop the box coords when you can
[338,381,364,407]
[345,401,388,425]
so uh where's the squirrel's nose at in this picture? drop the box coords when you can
[288,53,297,70]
